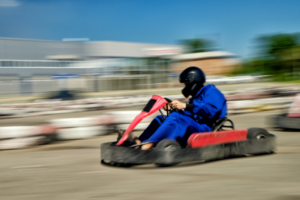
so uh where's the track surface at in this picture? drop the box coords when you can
[1,110,300,200]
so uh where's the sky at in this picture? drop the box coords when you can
[0,0,300,58]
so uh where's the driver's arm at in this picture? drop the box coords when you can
[190,89,226,119]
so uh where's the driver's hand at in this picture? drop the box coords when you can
[163,104,172,111]
[171,100,186,110]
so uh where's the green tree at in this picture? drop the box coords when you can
[256,33,298,59]
[281,46,300,76]
[180,38,213,53]
[253,33,300,80]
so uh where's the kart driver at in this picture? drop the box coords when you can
[120,66,227,150]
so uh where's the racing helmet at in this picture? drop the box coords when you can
[179,66,206,98]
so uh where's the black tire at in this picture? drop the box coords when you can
[101,159,132,168]
[156,139,181,150]
[155,139,181,166]
[247,128,270,140]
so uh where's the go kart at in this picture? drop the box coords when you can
[268,94,300,130]
[101,95,276,166]
[269,113,300,130]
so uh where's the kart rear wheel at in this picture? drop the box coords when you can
[247,128,270,140]
[246,128,274,155]
[155,139,181,166]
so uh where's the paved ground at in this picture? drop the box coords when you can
[0,110,300,200]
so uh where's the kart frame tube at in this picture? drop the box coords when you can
[101,134,276,165]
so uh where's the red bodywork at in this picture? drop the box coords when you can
[188,130,248,148]
[117,94,248,148]
[117,95,167,146]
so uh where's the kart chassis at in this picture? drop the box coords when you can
[101,95,276,166]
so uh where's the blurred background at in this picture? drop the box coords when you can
[1,1,300,200]
[0,37,241,96]
[0,1,299,97]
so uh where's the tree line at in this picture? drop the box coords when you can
[181,33,300,81]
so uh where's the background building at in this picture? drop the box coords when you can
[0,37,182,96]
[0,37,241,96]
[171,51,240,76]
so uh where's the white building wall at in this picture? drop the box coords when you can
[85,41,181,58]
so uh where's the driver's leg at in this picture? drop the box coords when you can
[141,112,211,150]
[141,143,154,150]
[138,115,165,142]
[135,115,165,150]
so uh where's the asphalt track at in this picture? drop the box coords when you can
[1,110,300,200]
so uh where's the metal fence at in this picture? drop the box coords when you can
[0,73,172,97]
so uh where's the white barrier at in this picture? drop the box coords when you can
[56,126,107,140]
[50,117,101,128]
[50,115,114,128]
[107,111,154,124]
[227,96,295,111]
[0,126,41,139]
[0,137,45,150]
[0,125,57,150]
[0,125,56,139]
[117,122,151,131]
[49,115,114,140]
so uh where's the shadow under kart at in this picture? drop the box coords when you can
[101,95,276,166]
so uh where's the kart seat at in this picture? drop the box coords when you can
[211,117,234,132]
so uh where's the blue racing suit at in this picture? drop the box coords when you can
[138,84,227,146]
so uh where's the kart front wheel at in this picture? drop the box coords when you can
[155,139,181,166]
[156,139,181,150]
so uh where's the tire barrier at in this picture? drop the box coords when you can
[0,87,299,119]
[0,137,45,150]
[56,126,107,140]
[0,95,161,118]
[49,115,114,140]
[0,115,115,149]
[0,87,299,150]
[0,112,140,150]
[0,125,57,150]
